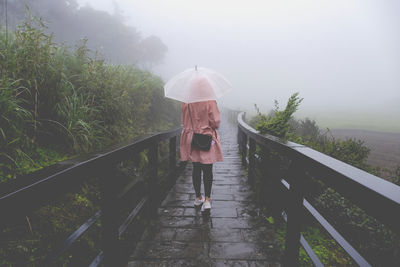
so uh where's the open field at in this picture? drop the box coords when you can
[330,129,400,180]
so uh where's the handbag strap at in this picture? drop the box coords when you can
[187,103,195,131]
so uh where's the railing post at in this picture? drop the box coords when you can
[169,136,177,171]
[241,133,248,167]
[99,163,121,267]
[237,127,242,150]
[148,142,159,210]
[248,137,256,186]
[259,146,271,206]
[284,160,305,267]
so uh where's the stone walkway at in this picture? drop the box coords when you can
[128,116,282,266]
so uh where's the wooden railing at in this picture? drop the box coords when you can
[236,112,400,266]
[0,127,184,266]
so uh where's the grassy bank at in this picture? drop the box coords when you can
[0,18,179,182]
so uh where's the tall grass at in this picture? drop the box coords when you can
[0,77,32,180]
[0,17,180,181]
[55,90,104,153]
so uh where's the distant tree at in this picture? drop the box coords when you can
[2,0,167,66]
[138,35,168,68]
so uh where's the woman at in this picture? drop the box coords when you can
[180,98,223,212]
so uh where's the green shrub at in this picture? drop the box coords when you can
[251,95,400,265]
[256,93,303,138]
[0,17,179,179]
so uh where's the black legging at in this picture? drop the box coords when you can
[192,162,213,198]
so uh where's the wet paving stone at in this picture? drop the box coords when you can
[160,199,193,208]
[203,228,242,242]
[128,259,211,267]
[209,207,237,218]
[211,200,247,209]
[141,227,176,241]
[212,184,232,190]
[163,192,191,201]
[209,194,235,201]
[171,183,194,193]
[132,241,209,259]
[174,228,204,241]
[183,207,201,216]
[213,180,240,185]
[234,194,254,201]
[158,216,206,228]
[158,207,185,216]
[209,242,269,260]
[212,218,254,229]
[128,117,282,266]
[247,261,282,267]
[211,260,249,267]
[241,228,277,243]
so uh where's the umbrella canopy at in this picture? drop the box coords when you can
[164,66,232,103]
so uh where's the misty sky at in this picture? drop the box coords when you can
[76,0,400,131]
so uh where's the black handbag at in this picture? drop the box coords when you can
[188,104,213,151]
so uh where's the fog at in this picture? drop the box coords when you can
[15,0,400,131]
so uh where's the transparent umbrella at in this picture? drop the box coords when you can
[164,66,232,103]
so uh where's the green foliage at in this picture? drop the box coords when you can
[251,97,400,265]
[56,90,104,153]
[291,123,399,265]
[275,224,354,266]
[0,180,102,266]
[256,93,303,138]
[314,187,400,266]
[287,116,371,171]
[0,77,32,179]
[296,135,371,171]
[301,226,354,266]
[0,18,179,180]
[290,118,323,142]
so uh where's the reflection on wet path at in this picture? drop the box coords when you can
[128,116,282,266]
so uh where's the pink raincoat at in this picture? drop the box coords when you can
[179,100,223,164]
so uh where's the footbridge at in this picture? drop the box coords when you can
[1,110,399,266]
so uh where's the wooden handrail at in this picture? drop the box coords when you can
[0,127,184,266]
